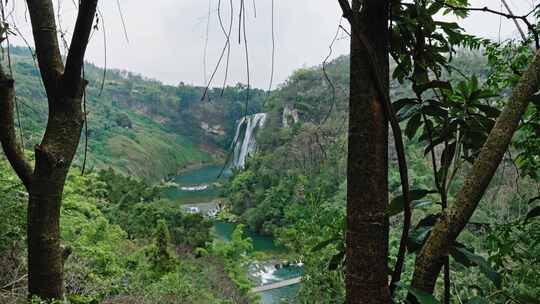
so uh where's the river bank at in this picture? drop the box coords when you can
[213,221,302,304]
[165,164,302,303]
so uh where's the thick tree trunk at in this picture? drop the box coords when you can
[346,0,392,303]
[27,100,84,300]
[27,193,64,300]
[410,50,540,295]
[0,0,97,301]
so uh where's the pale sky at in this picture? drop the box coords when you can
[7,0,538,89]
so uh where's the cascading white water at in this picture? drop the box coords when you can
[231,113,267,168]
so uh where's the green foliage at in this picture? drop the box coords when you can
[148,220,175,274]
[396,283,440,304]
[4,7,540,302]
[222,32,540,303]
[7,47,268,182]
[115,113,133,129]
[485,218,540,302]
[0,157,251,303]
[0,158,26,253]
[97,169,213,249]
[483,41,540,180]
[211,225,256,297]
[387,188,437,216]
[277,188,346,303]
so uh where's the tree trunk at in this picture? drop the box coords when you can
[1,2,97,300]
[27,194,64,300]
[410,50,540,295]
[346,0,392,303]
[27,100,84,300]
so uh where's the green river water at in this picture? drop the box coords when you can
[165,164,301,303]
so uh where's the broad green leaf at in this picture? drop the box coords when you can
[440,142,457,171]
[407,226,432,253]
[387,189,437,216]
[396,283,440,304]
[525,206,540,223]
[407,214,440,252]
[421,104,448,118]
[450,243,475,267]
[454,247,502,288]
[470,75,479,93]
[475,104,501,118]
[406,113,423,139]
[417,214,440,227]
[414,80,452,96]
[527,195,540,205]
[398,103,423,121]
[427,1,444,14]
[528,94,540,108]
[393,98,418,112]
[328,250,345,271]
[312,236,339,252]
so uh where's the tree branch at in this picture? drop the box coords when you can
[0,68,33,187]
[501,0,527,42]
[435,0,539,49]
[438,0,535,20]
[337,0,354,20]
[64,0,99,97]
[410,49,540,294]
[25,0,64,99]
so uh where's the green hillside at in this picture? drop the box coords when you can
[9,46,266,181]
[222,51,540,302]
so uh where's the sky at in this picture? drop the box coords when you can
[7,0,539,89]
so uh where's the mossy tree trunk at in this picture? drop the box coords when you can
[410,50,540,296]
[344,0,392,303]
[0,0,99,301]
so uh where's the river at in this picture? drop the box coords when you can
[163,164,301,303]
[163,164,225,204]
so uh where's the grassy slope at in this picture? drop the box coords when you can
[87,111,212,181]
[9,47,246,181]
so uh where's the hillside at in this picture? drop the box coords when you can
[228,50,491,234]
[222,51,540,302]
[9,46,266,181]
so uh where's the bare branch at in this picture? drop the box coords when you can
[64,0,99,97]
[435,0,539,49]
[501,0,527,42]
[25,0,64,98]
[337,0,353,20]
[0,68,33,187]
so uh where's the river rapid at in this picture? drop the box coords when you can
[163,164,301,303]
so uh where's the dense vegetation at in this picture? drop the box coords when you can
[0,157,257,304]
[9,47,265,181]
[2,1,540,303]
[223,48,540,303]
[4,47,537,304]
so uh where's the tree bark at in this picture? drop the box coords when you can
[410,50,540,295]
[27,98,84,300]
[345,0,392,303]
[0,70,33,186]
[0,0,98,301]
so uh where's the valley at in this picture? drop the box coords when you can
[1,30,539,304]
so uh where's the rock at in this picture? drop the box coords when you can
[282,105,299,128]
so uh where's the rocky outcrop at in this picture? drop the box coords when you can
[282,105,299,128]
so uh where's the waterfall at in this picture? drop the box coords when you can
[231,113,267,168]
